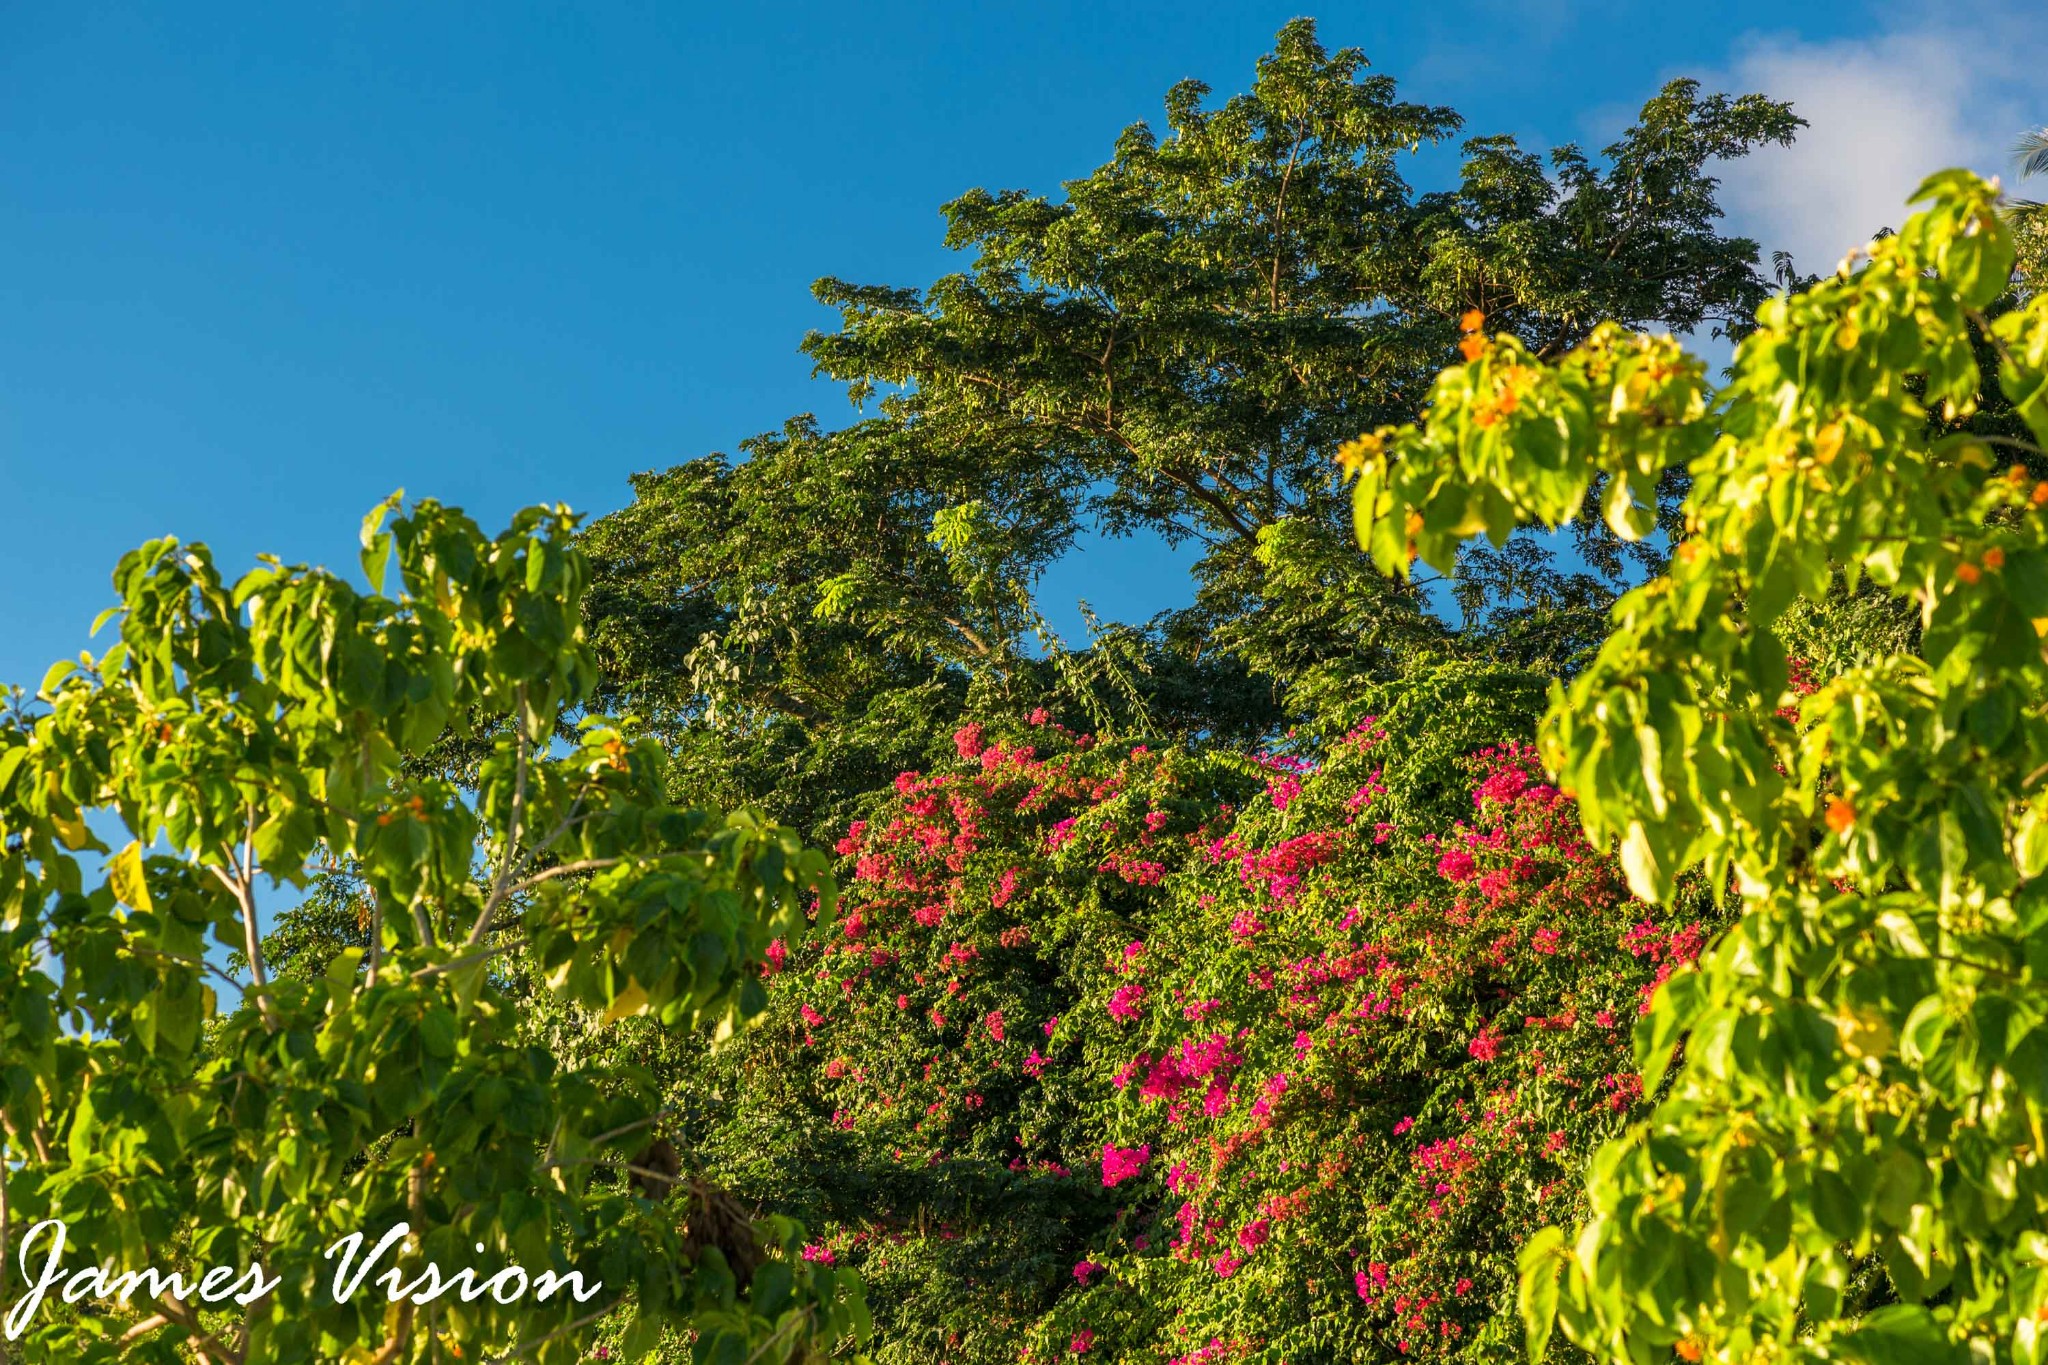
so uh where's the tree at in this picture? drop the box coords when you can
[0,499,867,1363]
[578,414,1213,843]
[804,20,1797,556]
[581,19,1802,830]
[1343,171,2048,1361]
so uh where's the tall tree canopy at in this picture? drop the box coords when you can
[583,20,1801,839]
[804,19,1797,551]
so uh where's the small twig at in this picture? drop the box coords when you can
[409,941,520,982]
[490,1297,624,1363]
[586,1108,678,1148]
[1977,433,2048,457]
[510,858,623,894]
[538,1106,677,1171]
[121,941,247,994]
[1926,950,2022,982]
[741,1306,813,1365]
[537,1109,683,1175]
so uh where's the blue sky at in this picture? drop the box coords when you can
[5,1,2044,692]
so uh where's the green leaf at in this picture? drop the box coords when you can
[1901,996,1950,1066]
[1833,1304,1965,1365]
[38,657,76,697]
[2006,1027,2048,1108]
[1517,1225,1565,1363]
[1619,821,1671,902]
[1634,969,1703,1092]
[1809,1167,1864,1243]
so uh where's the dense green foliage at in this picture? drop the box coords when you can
[30,22,2048,1365]
[0,502,866,1363]
[1345,172,2048,1362]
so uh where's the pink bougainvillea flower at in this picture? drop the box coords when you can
[1436,847,1478,882]
[1073,1259,1103,1285]
[1101,1143,1150,1187]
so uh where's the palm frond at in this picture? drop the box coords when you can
[2017,128,2048,181]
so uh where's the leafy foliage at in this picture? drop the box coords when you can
[1344,171,2048,1362]
[0,500,865,1363]
[805,20,1797,554]
[579,21,1800,843]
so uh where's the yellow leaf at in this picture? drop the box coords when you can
[109,841,152,912]
[52,810,91,851]
[601,977,649,1025]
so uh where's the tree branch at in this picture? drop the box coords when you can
[1269,122,1304,312]
[469,687,530,947]
[511,858,624,894]
[150,1294,242,1365]
[214,805,279,1031]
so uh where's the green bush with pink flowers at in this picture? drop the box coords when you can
[680,662,1728,1364]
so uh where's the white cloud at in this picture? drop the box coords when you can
[1713,4,2047,277]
